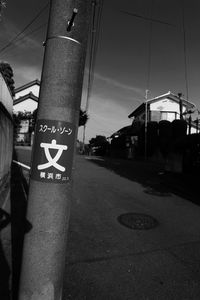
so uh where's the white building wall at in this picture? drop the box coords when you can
[189,127,198,134]
[150,98,187,114]
[0,73,13,115]
[13,99,38,113]
[15,84,40,99]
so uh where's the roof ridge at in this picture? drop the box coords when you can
[13,92,38,105]
[15,79,40,93]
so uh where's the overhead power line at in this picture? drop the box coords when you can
[82,0,104,146]
[146,0,154,94]
[85,0,104,113]
[1,22,48,57]
[181,1,189,100]
[0,2,49,55]
[120,10,175,27]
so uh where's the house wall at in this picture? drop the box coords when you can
[0,74,13,284]
[0,73,13,204]
[0,75,13,115]
[150,98,186,117]
[0,110,13,182]
[188,126,198,134]
[134,112,145,123]
[13,99,38,113]
[15,84,40,99]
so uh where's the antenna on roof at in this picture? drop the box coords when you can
[145,89,149,100]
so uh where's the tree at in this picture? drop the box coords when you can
[79,109,88,127]
[89,135,109,156]
[0,62,15,96]
[89,135,107,146]
[32,108,88,127]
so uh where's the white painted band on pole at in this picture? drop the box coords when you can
[13,160,31,170]
[47,35,81,45]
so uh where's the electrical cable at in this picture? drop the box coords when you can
[0,2,48,54]
[83,0,104,146]
[120,10,175,27]
[181,1,189,100]
[85,0,104,112]
[146,0,154,94]
[85,1,97,113]
[144,0,154,160]
[1,22,47,57]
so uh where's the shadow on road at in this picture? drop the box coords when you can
[11,150,32,300]
[87,156,200,205]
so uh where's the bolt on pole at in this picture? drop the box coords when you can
[18,0,92,299]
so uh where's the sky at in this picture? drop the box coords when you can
[1,0,200,142]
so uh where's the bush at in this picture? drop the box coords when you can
[158,120,172,158]
[147,121,158,156]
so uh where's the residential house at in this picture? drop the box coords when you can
[128,91,198,134]
[13,79,40,144]
[110,92,200,160]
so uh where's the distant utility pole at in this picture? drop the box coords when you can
[178,92,183,120]
[19,0,91,299]
[144,89,149,160]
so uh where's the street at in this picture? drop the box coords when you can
[15,149,200,299]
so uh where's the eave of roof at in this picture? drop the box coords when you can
[128,103,145,118]
[14,79,40,93]
[13,92,38,105]
[110,125,133,138]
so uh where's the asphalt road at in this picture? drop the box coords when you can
[14,149,200,299]
[63,155,200,299]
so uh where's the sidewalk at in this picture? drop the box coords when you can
[6,151,200,299]
[62,155,200,299]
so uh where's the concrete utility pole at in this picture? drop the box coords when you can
[19,0,91,299]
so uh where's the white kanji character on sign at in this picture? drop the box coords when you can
[37,139,68,172]
[47,173,54,179]
[55,174,62,180]
[40,172,46,178]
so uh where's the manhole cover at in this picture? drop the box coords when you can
[118,213,158,230]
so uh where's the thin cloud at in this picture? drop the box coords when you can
[81,71,144,115]
[78,94,132,142]
[0,19,43,55]
[94,72,144,96]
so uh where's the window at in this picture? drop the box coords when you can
[161,112,176,122]
[151,111,177,122]
[19,120,29,133]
